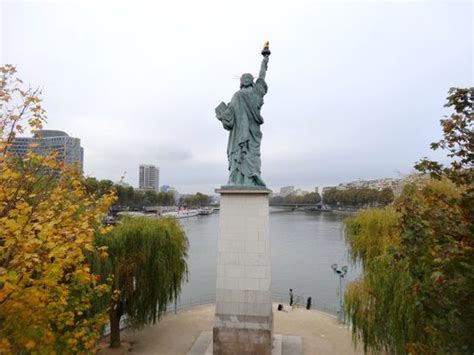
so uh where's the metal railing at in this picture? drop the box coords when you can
[103,291,339,336]
[169,295,216,313]
[167,291,337,316]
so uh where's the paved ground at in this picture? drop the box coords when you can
[98,303,362,355]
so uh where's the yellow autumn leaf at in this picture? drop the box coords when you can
[0,66,113,353]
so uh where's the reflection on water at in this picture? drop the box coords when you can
[178,208,360,312]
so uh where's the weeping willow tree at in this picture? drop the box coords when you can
[90,217,188,348]
[344,88,474,354]
[344,207,419,354]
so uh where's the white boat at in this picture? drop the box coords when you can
[162,210,199,219]
[198,208,214,216]
[117,211,148,217]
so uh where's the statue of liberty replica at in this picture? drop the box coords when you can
[212,43,275,355]
[215,42,271,187]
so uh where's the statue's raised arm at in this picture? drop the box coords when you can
[259,41,271,80]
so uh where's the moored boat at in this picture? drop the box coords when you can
[162,210,199,219]
[198,208,214,215]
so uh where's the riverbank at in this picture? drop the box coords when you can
[97,303,362,354]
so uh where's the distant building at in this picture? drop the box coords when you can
[115,181,131,188]
[159,185,179,201]
[314,186,319,194]
[209,194,220,205]
[139,164,160,192]
[9,130,84,171]
[280,186,295,196]
[337,177,403,191]
[322,186,337,194]
[160,185,171,193]
[168,187,179,202]
[322,177,405,197]
[294,188,309,197]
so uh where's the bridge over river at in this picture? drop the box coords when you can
[269,203,332,211]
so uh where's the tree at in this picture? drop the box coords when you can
[84,179,176,208]
[415,87,473,188]
[378,187,395,205]
[91,217,189,348]
[344,88,473,354]
[269,191,322,205]
[84,176,100,195]
[182,192,209,207]
[0,65,115,353]
[322,188,338,206]
[143,189,158,205]
[301,192,321,204]
[159,191,175,206]
[322,187,393,208]
[269,195,284,204]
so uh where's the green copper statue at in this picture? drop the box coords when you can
[216,42,271,187]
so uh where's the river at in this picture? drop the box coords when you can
[177,208,360,314]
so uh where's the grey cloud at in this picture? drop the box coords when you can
[149,145,193,163]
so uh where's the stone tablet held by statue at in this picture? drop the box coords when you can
[216,42,271,187]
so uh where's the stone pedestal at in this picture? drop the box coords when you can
[213,188,273,355]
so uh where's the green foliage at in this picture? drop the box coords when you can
[84,177,114,197]
[270,191,321,205]
[346,179,473,354]
[415,87,473,187]
[345,206,425,354]
[323,187,394,208]
[344,88,474,354]
[345,208,401,269]
[180,192,209,207]
[84,177,175,207]
[90,217,188,347]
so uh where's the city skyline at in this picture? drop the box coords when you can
[4,129,425,194]
[2,1,472,194]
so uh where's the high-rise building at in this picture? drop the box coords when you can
[9,130,84,171]
[139,164,160,192]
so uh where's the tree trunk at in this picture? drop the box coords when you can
[109,306,121,348]
[110,265,122,348]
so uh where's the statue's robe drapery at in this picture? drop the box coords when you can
[224,78,268,186]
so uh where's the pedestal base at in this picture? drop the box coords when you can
[187,331,302,355]
[213,326,272,354]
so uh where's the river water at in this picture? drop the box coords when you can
[178,209,360,314]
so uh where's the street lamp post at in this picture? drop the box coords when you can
[331,263,348,323]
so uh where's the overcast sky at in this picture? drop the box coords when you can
[1,0,473,194]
